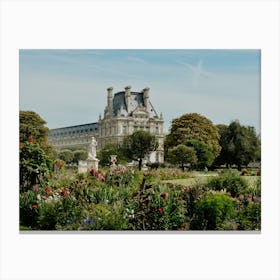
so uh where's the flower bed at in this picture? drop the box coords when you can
[20,167,261,231]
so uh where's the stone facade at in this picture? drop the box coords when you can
[48,86,164,163]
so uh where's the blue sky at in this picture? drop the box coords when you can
[19,49,260,134]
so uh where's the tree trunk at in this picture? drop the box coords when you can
[138,158,142,171]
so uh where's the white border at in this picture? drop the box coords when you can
[1,1,279,280]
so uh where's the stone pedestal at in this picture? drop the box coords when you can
[78,159,99,174]
[87,159,99,171]
[78,161,87,174]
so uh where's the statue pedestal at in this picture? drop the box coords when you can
[78,159,99,174]
[87,159,99,171]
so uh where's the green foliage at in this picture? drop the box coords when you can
[58,149,74,164]
[186,140,215,168]
[20,110,49,145]
[206,171,248,197]
[167,144,197,170]
[216,121,260,169]
[237,201,261,230]
[73,150,87,163]
[165,113,221,157]
[121,130,158,170]
[38,200,60,230]
[20,190,39,228]
[131,181,185,230]
[20,141,52,192]
[19,165,261,231]
[190,192,235,230]
[97,143,125,167]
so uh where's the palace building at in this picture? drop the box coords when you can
[48,86,164,163]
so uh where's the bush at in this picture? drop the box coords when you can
[20,141,52,192]
[237,201,261,230]
[20,190,39,228]
[130,181,185,230]
[190,192,235,230]
[206,172,248,197]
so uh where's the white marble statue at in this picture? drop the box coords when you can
[88,136,97,160]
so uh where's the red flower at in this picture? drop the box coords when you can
[89,168,95,176]
[45,186,52,192]
[27,136,33,143]
[158,208,163,214]
[32,205,38,209]
[160,193,167,199]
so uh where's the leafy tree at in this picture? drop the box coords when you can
[165,113,221,158]
[186,140,215,169]
[20,140,52,192]
[121,130,158,170]
[167,144,197,170]
[20,111,49,145]
[216,121,260,169]
[58,149,74,164]
[97,143,125,167]
[214,124,229,166]
[73,150,87,163]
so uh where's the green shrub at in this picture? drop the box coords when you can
[20,141,52,192]
[190,192,235,230]
[38,200,60,230]
[20,190,39,228]
[206,172,248,197]
[80,202,130,230]
[131,183,185,230]
[237,201,261,230]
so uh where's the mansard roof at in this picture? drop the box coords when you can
[112,91,158,118]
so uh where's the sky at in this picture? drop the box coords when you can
[19,49,261,134]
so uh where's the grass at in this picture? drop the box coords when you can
[162,174,260,188]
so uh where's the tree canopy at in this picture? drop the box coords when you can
[215,121,260,169]
[121,130,158,170]
[165,113,221,158]
[186,140,215,168]
[20,111,50,145]
[97,143,125,167]
[73,150,88,163]
[167,144,197,170]
[58,149,74,164]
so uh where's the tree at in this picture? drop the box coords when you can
[73,150,87,163]
[167,144,197,171]
[97,143,125,167]
[186,140,215,169]
[20,111,50,145]
[216,121,260,169]
[121,130,158,170]
[165,113,221,158]
[58,149,74,164]
[20,140,52,192]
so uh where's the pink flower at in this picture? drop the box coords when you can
[32,205,38,209]
[158,208,163,214]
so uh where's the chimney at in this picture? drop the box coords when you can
[125,86,131,113]
[143,87,150,108]
[107,87,113,114]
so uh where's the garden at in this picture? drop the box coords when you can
[20,148,261,231]
[19,111,261,231]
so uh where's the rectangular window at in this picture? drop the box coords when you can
[123,126,127,134]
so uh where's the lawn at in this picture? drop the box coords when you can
[162,173,260,188]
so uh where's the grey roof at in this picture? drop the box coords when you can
[49,122,99,136]
[112,91,158,118]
